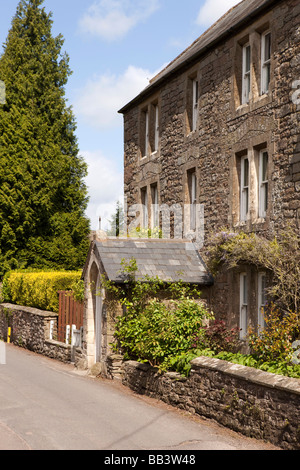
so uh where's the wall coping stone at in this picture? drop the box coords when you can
[0,303,58,318]
[45,339,70,349]
[191,356,300,395]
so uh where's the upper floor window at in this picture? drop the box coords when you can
[242,44,251,104]
[151,183,159,229]
[188,169,197,231]
[154,104,159,152]
[234,146,270,225]
[258,149,268,218]
[192,79,199,132]
[261,32,271,95]
[140,109,149,158]
[140,101,160,158]
[144,110,149,156]
[240,155,249,221]
[141,187,148,228]
[186,76,199,133]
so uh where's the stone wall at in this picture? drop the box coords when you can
[121,357,300,450]
[0,303,81,364]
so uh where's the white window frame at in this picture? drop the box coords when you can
[240,155,249,221]
[240,273,248,340]
[258,149,268,218]
[151,184,159,229]
[141,187,148,228]
[261,31,271,95]
[258,272,267,334]
[189,171,197,231]
[154,105,159,152]
[192,79,199,131]
[144,110,149,157]
[242,44,251,104]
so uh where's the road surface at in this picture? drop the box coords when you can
[0,343,279,451]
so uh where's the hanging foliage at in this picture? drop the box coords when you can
[204,225,300,313]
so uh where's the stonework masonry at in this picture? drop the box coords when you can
[0,303,82,364]
[120,0,300,328]
[121,357,300,450]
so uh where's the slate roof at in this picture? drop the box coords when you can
[119,0,277,114]
[85,238,213,286]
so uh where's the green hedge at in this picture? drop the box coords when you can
[2,270,82,313]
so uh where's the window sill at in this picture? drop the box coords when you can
[234,220,248,227]
[251,92,272,111]
[251,217,269,230]
[233,216,268,230]
[233,91,273,118]
[185,129,199,141]
[255,216,267,223]
[139,151,160,166]
[236,102,249,113]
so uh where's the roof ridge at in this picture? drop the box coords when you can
[150,0,245,84]
[119,0,277,114]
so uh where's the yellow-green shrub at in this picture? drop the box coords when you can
[2,270,82,313]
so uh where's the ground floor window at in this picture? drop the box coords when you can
[258,272,267,334]
[239,273,248,339]
[238,270,268,340]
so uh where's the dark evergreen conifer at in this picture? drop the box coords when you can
[0,0,90,275]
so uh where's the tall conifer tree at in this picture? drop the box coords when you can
[0,0,90,275]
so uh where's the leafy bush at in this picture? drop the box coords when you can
[248,305,300,363]
[110,263,214,371]
[2,270,82,313]
[166,309,300,378]
[116,297,213,371]
[71,279,85,302]
[193,319,241,354]
[167,348,212,377]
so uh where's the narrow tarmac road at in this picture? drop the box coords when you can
[0,343,279,452]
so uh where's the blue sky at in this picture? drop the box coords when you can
[0,0,241,230]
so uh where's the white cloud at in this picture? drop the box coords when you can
[196,0,241,27]
[82,150,123,230]
[79,0,160,42]
[74,65,160,130]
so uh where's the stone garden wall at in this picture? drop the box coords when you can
[2,301,299,449]
[121,356,300,450]
[0,303,82,364]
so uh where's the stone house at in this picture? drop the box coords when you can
[118,0,300,338]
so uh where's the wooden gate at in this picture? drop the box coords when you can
[57,291,84,344]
